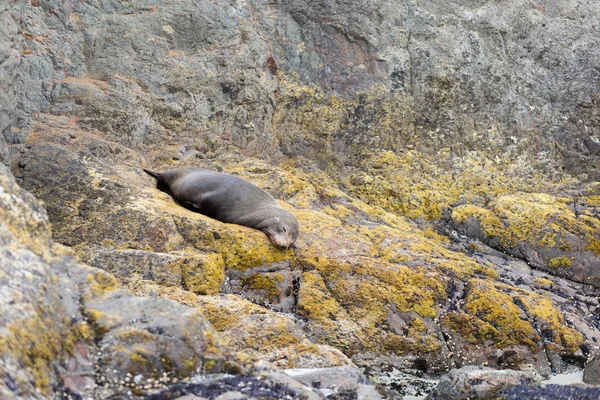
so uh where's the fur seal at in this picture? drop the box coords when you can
[144,168,299,249]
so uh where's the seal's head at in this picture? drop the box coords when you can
[261,209,299,249]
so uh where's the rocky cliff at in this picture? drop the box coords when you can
[2,0,600,398]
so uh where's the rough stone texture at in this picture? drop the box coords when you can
[8,0,600,175]
[0,162,231,398]
[12,125,600,386]
[285,365,390,399]
[583,353,600,385]
[449,193,600,288]
[4,0,600,398]
[427,366,542,400]
[499,385,600,400]
[147,372,323,400]
[0,0,24,164]
[127,284,354,371]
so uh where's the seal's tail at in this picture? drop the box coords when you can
[143,169,161,180]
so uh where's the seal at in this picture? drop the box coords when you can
[144,168,299,249]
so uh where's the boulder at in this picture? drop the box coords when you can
[583,353,600,385]
[427,366,542,400]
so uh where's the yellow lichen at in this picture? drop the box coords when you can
[85,272,119,300]
[464,280,539,349]
[548,256,572,269]
[1,312,79,393]
[242,273,283,301]
[441,312,497,344]
[180,253,225,295]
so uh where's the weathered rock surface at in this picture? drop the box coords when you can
[583,353,600,385]
[498,384,600,400]
[0,0,23,165]
[285,365,391,399]
[147,371,324,400]
[3,0,600,398]
[0,161,232,398]
[426,365,541,400]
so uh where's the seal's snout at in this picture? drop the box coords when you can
[285,233,292,249]
[269,231,295,250]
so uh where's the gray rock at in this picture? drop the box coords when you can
[583,353,600,385]
[427,366,542,400]
[147,372,323,400]
[285,366,392,399]
[499,384,600,400]
[11,0,600,175]
[0,0,24,164]
[0,162,234,398]
[86,295,226,383]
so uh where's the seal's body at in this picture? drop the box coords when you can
[144,168,299,249]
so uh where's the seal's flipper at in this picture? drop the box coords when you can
[143,169,161,179]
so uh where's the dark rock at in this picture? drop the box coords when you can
[146,372,322,400]
[499,384,600,400]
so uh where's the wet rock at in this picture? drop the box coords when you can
[427,366,542,400]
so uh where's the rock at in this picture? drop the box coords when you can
[146,372,322,400]
[499,384,600,400]
[128,285,354,371]
[0,0,23,165]
[5,0,600,398]
[285,365,392,399]
[450,195,600,288]
[427,366,542,400]
[0,162,236,398]
[85,295,226,382]
[583,353,600,385]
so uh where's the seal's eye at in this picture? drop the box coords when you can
[282,226,287,233]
